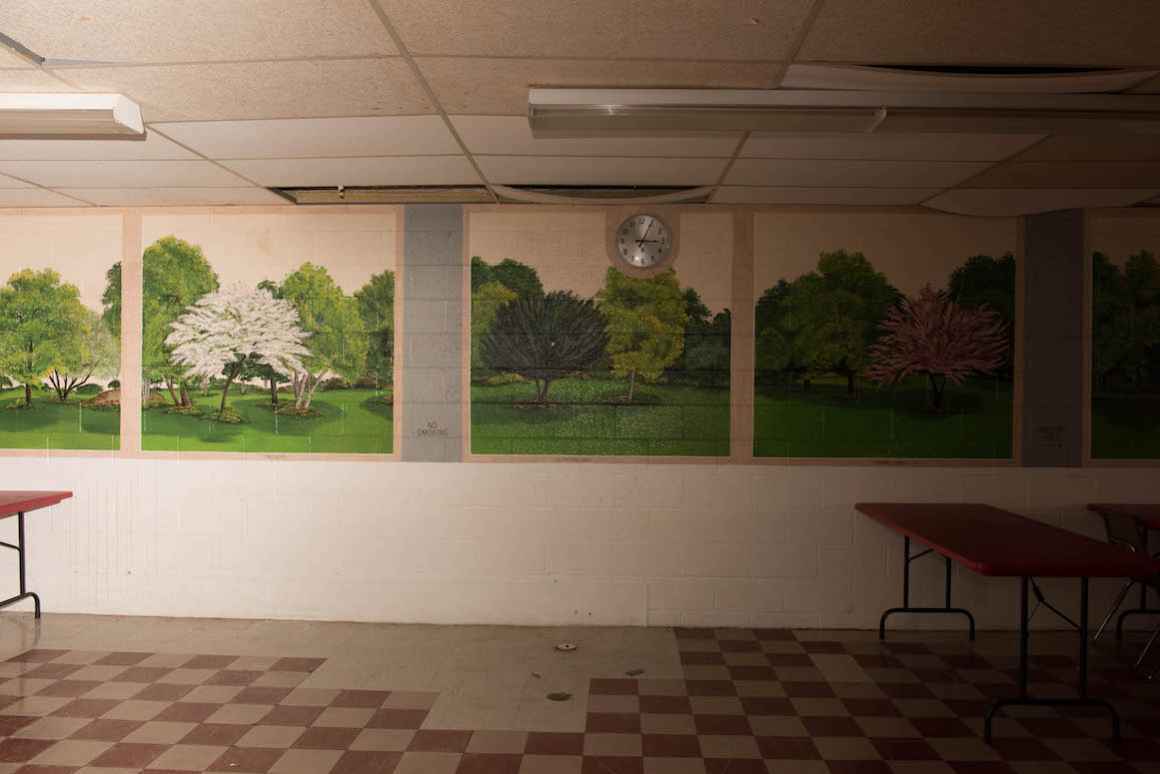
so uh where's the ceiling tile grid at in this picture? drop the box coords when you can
[0,0,396,62]
[153,116,461,159]
[0,160,253,188]
[219,156,481,188]
[0,0,1156,208]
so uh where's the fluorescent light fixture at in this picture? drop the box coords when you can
[0,93,145,140]
[528,89,1160,137]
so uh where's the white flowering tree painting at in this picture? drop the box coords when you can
[167,286,310,420]
[139,213,397,454]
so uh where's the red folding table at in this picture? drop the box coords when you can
[856,502,1160,741]
[1087,503,1160,642]
[0,490,72,618]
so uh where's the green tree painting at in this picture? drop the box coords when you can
[597,268,687,402]
[0,269,88,407]
[106,236,219,407]
[0,267,121,450]
[754,251,1014,459]
[138,231,394,455]
[354,270,395,389]
[471,256,730,457]
[1091,249,1160,458]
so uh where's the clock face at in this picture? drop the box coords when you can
[615,214,673,269]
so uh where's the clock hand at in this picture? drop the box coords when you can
[636,220,654,246]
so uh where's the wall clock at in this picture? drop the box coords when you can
[614,213,673,270]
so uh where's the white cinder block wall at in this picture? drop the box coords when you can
[2,457,1156,630]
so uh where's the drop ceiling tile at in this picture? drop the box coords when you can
[0,172,34,189]
[0,189,85,207]
[58,187,289,206]
[476,155,726,186]
[0,69,75,91]
[0,0,394,62]
[798,0,1160,66]
[418,58,778,115]
[740,133,1042,161]
[55,59,432,121]
[152,116,459,160]
[219,156,480,187]
[925,188,1160,217]
[714,186,941,205]
[1014,135,1160,162]
[380,0,813,60]
[0,132,195,161]
[963,161,1160,188]
[0,48,32,67]
[725,158,990,188]
[0,160,250,188]
[450,115,740,157]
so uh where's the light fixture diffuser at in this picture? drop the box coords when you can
[528,89,1160,137]
[0,93,145,140]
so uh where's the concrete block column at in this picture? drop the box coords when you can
[400,204,464,462]
[1020,209,1085,466]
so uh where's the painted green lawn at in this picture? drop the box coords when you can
[0,389,120,450]
[472,376,730,456]
[1092,394,1160,459]
[143,387,393,454]
[754,377,1014,459]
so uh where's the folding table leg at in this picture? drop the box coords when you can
[1114,579,1160,643]
[985,576,1119,742]
[0,512,42,618]
[878,535,976,641]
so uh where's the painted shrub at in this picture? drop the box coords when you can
[0,214,122,451]
[1089,215,1160,459]
[138,211,397,454]
[469,210,732,456]
[753,213,1017,459]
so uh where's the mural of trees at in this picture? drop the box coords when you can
[866,286,1008,411]
[470,253,730,456]
[275,263,368,412]
[597,268,686,402]
[755,249,1015,459]
[137,229,395,455]
[1091,248,1160,458]
[166,287,309,419]
[0,256,121,450]
[480,291,607,403]
[106,236,219,408]
[354,270,395,389]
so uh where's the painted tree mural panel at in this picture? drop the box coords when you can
[469,210,731,456]
[0,214,122,451]
[1088,214,1160,459]
[138,211,397,454]
[753,212,1017,459]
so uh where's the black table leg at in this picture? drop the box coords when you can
[879,535,976,640]
[1114,577,1160,642]
[0,512,41,618]
[985,576,1120,742]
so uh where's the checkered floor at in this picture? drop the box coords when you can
[1,628,1158,773]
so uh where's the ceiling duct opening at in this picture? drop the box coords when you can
[275,186,494,205]
[492,185,713,205]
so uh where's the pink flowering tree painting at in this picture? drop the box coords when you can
[866,285,1008,412]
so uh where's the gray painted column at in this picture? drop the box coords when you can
[1020,209,1085,467]
[400,204,464,462]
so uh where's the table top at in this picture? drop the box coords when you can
[0,491,72,520]
[856,502,1160,579]
[1088,503,1160,531]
